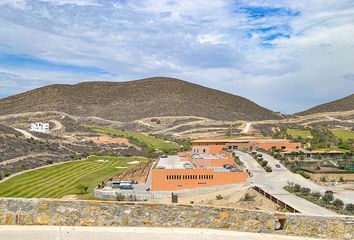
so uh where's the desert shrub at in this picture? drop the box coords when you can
[344,203,354,214]
[300,187,311,194]
[261,160,268,167]
[243,193,255,201]
[3,169,11,177]
[332,199,344,210]
[322,192,334,203]
[264,166,272,172]
[320,176,327,182]
[293,184,301,192]
[216,195,223,200]
[115,193,125,201]
[311,192,322,200]
[299,171,310,179]
[46,159,54,164]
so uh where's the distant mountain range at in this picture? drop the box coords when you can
[0,77,283,122]
[297,94,354,116]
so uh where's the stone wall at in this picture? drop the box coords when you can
[0,198,353,239]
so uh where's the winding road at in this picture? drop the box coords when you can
[235,151,338,216]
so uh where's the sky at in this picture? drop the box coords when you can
[0,0,353,114]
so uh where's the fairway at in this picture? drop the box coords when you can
[0,156,147,199]
[331,129,354,141]
[286,129,312,138]
[88,126,179,151]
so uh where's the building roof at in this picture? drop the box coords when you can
[192,138,293,144]
[192,139,250,143]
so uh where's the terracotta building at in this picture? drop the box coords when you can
[191,138,301,153]
[151,152,247,191]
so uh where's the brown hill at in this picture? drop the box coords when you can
[297,94,354,116]
[0,77,282,122]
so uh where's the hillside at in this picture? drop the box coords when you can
[0,77,282,122]
[297,94,354,116]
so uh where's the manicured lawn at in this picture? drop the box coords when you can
[331,129,354,141]
[286,129,312,138]
[88,126,179,151]
[0,156,147,199]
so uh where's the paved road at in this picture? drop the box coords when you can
[241,123,252,134]
[260,151,354,204]
[235,151,337,216]
[0,226,325,240]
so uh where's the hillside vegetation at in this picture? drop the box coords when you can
[0,77,282,122]
[297,94,354,115]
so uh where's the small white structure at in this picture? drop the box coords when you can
[29,122,50,133]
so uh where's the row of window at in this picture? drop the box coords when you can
[166,174,214,180]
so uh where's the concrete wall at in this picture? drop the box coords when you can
[95,183,244,201]
[0,198,353,239]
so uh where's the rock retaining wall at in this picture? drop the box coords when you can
[0,198,353,239]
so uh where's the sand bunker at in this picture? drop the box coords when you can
[96,159,109,163]
[115,166,128,169]
[127,160,140,165]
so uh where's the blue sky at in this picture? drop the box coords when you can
[0,0,353,113]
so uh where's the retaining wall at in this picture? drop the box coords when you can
[0,198,353,239]
[94,183,244,201]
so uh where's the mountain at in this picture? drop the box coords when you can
[297,94,354,116]
[0,77,282,122]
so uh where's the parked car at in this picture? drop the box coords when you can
[183,162,193,169]
[161,154,168,158]
[119,182,134,190]
[230,168,241,172]
[223,164,232,169]
[275,164,281,168]
[257,153,263,157]
[157,166,166,169]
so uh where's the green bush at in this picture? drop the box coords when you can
[298,171,310,179]
[322,192,334,203]
[311,192,322,200]
[264,166,272,172]
[344,203,354,214]
[332,199,344,210]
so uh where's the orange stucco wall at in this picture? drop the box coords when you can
[151,168,247,191]
[192,142,226,154]
[255,142,301,151]
[192,139,301,153]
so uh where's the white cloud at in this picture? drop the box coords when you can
[0,0,353,113]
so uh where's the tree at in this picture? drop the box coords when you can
[344,203,354,213]
[322,192,334,203]
[300,187,311,194]
[77,184,89,194]
[311,192,322,200]
[294,184,301,192]
[332,199,344,210]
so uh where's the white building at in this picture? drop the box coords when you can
[29,122,50,133]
